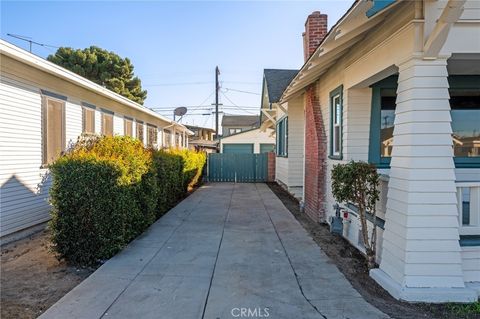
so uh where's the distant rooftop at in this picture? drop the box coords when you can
[263,69,299,103]
[222,115,259,127]
[185,124,216,132]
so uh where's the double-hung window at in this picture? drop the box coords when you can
[42,92,66,165]
[101,109,114,136]
[82,102,95,134]
[276,117,288,157]
[329,85,343,159]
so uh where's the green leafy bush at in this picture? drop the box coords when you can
[169,148,207,191]
[152,150,184,215]
[49,135,206,266]
[331,161,380,269]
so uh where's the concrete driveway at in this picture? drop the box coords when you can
[40,183,388,319]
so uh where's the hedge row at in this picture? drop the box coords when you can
[49,135,206,266]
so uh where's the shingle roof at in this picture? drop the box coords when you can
[263,69,299,103]
[221,115,260,127]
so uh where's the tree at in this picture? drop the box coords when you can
[47,46,147,104]
[331,161,380,269]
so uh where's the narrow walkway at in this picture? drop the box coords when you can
[40,183,388,319]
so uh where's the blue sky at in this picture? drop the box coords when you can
[1,1,352,128]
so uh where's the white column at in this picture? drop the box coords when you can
[370,57,476,302]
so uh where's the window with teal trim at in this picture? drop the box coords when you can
[329,85,343,159]
[369,75,480,168]
[276,117,288,157]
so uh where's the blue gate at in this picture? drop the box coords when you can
[207,153,268,182]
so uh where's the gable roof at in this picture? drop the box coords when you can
[221,115,260,127]
[263,69,299,103]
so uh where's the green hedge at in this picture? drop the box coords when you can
[49,135,206,266]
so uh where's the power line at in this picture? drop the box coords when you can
[143,81,212,87]
[223,88,261,95]
[221,92,258,115]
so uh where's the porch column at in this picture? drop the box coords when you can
[370,57,476,302]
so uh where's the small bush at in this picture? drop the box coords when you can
[49,135,206,266]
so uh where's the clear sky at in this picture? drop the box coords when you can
[1,0,352,128]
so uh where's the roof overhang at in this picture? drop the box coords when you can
[0,39,192,133]
[280,0,401,102]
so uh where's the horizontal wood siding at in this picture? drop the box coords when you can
[287,96,305,189]
[0,74,51,237]
[0,54,190,239]
[461,246,480,282]
[275,157,288,186]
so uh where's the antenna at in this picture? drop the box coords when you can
[7,33,59,53]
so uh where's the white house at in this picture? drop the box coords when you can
[276,1,479,302]
[259,69,304,199]
[0,40,193,243]
[219,127,275,154]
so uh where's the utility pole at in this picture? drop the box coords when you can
[215,66,220,141]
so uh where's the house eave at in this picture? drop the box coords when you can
[280,0,402,102]
[0,39,191,133]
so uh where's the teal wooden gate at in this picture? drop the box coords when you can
[208,153,268,182]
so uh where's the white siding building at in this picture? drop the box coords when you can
[277,1,480,302]
[0,40,192,243]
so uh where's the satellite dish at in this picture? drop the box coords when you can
[174,107,187,117]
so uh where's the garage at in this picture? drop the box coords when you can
[222,143,254,154]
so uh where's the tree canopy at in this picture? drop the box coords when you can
[47,46,147,105]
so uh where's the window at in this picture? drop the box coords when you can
[124,117,133,137]
[82,103,95,134]
[101,110,114,136]
[329,85,343,159]
[450,89,480,166]
[369,75,480,168]
[42,96,65,165]
[136,120,144,143]
[164,129,172,148]
[276,117,288,157]
[175,133,181,147]
[379,89,396,157]
[229,128,242,135]
[457,183,480,236]
[147,124,157,148]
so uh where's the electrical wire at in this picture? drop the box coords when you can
[223,88,261,95]
[220,92,258,115]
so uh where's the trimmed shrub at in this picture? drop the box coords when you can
[49,135,207,266]
[169,148,207,191]
[152,150,184,215]
[49,136,155,265]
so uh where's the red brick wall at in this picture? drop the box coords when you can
[303,83,327,222]
[303,11,328,61]
[302,11,328,222]
[267,152,276,182]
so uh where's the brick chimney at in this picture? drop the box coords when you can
[303,11,328,62]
